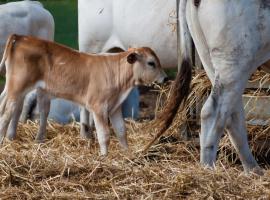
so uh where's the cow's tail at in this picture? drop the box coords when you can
[143,0,192,153]
[0,34,17,75]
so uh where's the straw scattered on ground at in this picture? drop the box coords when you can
[0,70,270,199]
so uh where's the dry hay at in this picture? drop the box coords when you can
[0,120,270,199]
[145,69,270,161]
[0,70,270,199]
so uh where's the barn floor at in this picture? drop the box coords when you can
[0,121,269,199]
[0,71,270,199]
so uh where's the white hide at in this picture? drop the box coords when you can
[181,0,270,174]
[0,1,54,55]
[78,0,178,68]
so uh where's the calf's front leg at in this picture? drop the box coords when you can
[92,110,110,155]
[109,107,128,149]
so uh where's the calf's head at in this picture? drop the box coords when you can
[127,47,167,85]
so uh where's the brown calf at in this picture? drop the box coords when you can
[0,34,167,155]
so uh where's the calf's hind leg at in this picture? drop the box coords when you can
[6,97,25,140]
[35,89,50,142]
[0,99,20,143]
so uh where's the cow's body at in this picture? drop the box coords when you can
[159,0,270,174]
[78,0,177,68]
[0,1,54,56]
[78,0,177,137]
[22,90,80,124]
[0,35,167,155]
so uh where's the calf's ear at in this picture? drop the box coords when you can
[127,53,138,64]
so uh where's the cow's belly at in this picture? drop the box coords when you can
[261,60,270,73]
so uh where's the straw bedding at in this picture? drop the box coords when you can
[0,70,270,199]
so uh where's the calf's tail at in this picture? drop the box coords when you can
[0,34,17,75]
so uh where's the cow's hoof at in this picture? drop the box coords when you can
[6,134,16,141]
[247,166,264,176]
[80,125,95,140]
[35,138,45,143]
[80,132,94,140]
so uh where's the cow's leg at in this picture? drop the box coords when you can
[226,101,261,174]
[92,110,110,155]
[200,88,224,167]
[35,89,50,142]
[80,107,93,139]
[109,107,128,149]
[0,100,18,143]
[200,64,261,171]
[6,98,24,140]
[200,74,245,167]
[122,87,139,119]
[20,90,37,122]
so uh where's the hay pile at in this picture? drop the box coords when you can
[0,70,270,199]
[0,121,270,199]
[147,70,270,160]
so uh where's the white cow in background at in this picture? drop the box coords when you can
[0,1,53,56]
[78,0,178,138]
[0,1,80,140]
[78,0,178,68]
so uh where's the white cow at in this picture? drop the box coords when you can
[78,0,178,138]
[0,1,53,55]
[21,91,80,125]
[154,0,270,174]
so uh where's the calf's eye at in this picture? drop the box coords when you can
[147,61,156,68]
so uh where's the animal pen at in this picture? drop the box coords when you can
[0,0,270,199]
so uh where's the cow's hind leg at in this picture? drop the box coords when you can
[200,85,225,167]
[92,110,110,155]
[200,75,245,168]
[109,107,128,149]
[227,101,261,174]
[200,70,260,173]
[35,89,50,142]
[80,107,94,139]
[20,90,37,122]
